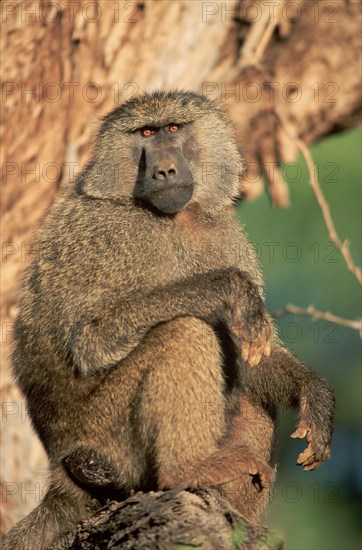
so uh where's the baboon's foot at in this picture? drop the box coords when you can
[159,446,276,491]
[63,446,121,489]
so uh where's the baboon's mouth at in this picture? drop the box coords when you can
[147,182,194,214]
[149,182,193,195]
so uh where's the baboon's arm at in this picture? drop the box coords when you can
[243,344,335,470]
[68,268,271,374]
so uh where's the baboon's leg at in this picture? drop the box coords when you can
[5,330,170,549]
[64,317,274,492]
[61,323,176,493]
[135,317,274,489]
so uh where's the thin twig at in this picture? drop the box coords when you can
[239,0,285,68]
[292,136,362,285]
[253,2,284,65]
[274,104,361,285]
[274,304,362,336]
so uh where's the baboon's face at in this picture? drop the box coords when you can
[82,91,243,213]
[132,123,195,214]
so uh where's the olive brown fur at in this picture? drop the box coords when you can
[5,90,335,549]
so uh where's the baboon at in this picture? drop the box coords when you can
[5,91,334,549]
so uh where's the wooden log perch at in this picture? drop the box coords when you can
[51,489,284,550]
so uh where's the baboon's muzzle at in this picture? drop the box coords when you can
[135,145,194,214]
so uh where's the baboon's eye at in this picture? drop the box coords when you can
[169,124,180,133]
[141,128,155,137]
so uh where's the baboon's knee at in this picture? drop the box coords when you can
[144,317,224,402]
[151,316,222,367]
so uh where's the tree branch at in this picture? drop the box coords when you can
[280,127,362,286]
[52,489,284,550]
[274,303,362,336]
[239,0,285,68]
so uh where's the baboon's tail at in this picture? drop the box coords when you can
[4,466,90,550]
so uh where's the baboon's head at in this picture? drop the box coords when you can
[80,90,244,214]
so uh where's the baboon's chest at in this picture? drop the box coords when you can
[173,208,241,274]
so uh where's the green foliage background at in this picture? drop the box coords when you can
[236,129,361,550]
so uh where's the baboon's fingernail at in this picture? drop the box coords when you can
[304,462,318,471]
[249,353,259,367]
[290,428,307,439]
[297,449,314,464]
[242,343,250,361]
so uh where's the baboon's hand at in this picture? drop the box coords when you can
[228,270,273,367]
[291,418,332,471]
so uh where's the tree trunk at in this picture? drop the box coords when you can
[1,0,361,536]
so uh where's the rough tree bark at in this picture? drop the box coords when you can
[1,0,361,540]
[51,489,284,550]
